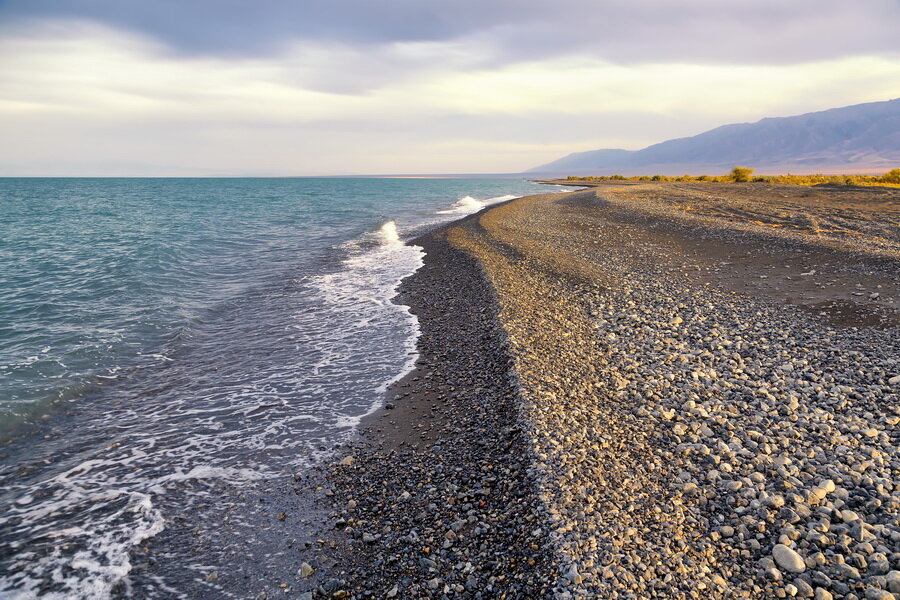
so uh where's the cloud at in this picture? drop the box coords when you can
[1,0,898,69]
[1,19,898,176]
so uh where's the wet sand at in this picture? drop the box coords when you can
[306,182,899,599]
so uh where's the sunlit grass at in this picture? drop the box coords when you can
[564,168,900,188]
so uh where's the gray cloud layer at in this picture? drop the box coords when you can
[1,0,898,175]
[2,0,898,66]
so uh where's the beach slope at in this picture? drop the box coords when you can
[444,182,899,599]
[322,182,899,599]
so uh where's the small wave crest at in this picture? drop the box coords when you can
[375,220,402,246]
[436,194,517,215]
[437,196,484,214]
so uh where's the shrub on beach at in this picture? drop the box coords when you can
[883,168,900,184]
[730,166,755,182]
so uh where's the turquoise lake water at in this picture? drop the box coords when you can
[0,177,559,598]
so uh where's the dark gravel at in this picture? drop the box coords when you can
[297,230,557,599]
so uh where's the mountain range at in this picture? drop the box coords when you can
[529,98,900,175]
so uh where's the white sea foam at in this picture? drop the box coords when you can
[0,489,165,600]
[304,219,424,436]
[159,465,267,483]
[436,194,517,215]
[437,195,484,214]
[375,220,403,246]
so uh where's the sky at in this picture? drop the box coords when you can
[0,0,899,176]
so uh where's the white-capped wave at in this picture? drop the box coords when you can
[436,194,518,215]
[437,195,484,214]
[375,220,402,246]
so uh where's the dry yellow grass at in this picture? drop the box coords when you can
[564,168,900,188]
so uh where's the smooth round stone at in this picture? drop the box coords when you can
[773,544,806,573]
[865,588,895,600]
[815,588,834,600]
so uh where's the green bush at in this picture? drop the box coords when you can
[883,168,900,184]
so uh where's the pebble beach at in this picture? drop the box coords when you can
[303,182,899,600]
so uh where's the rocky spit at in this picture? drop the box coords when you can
[312,183,898,600]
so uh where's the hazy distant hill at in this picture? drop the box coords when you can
[530,98,900,175]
